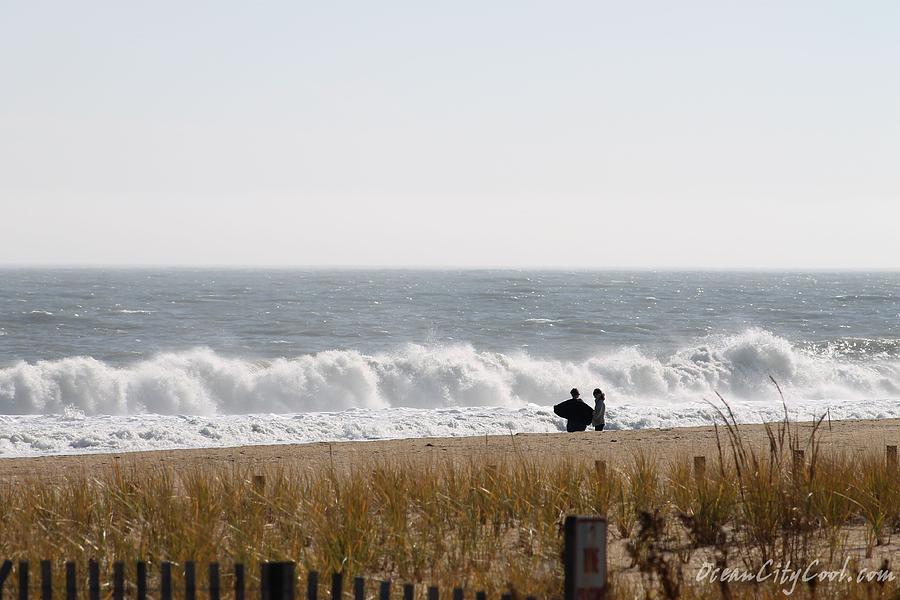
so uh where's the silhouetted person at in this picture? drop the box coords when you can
[553,388,592,432]
[592,388,606,431]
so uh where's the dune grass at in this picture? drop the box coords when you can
[1,406,900,599]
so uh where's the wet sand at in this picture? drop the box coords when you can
[3,418,900,480]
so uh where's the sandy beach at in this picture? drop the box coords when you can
[4,417,900,480]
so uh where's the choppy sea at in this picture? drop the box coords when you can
[2,269,899,456]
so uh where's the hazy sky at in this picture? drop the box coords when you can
[1,1,898,268]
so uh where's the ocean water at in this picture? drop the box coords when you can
[1,269,899,456]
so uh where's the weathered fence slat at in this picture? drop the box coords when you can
[234,564,245,600]
[113,562,124,600]
[353,578,364,600]
[427,587,438,600]
[261,563,295,600]
[65,562,76,600]
[452,589,462,600]
[136,562,148,600]
[88,561,99,600]
[378,581,390,600]
[0,561,12,599]
[185,562,197,600]
[306,571,318,600]
[19,561,29,600]
[40,561,51,600]
[475,592,486,600]
[209,563,220,600]
[402,583,414,600]
[331,573,343,600]
[160,562,173,600]
[501,594,512,600]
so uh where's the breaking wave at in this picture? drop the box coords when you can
[1,329,899,416]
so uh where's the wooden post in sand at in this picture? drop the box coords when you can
[113,562,124,600]
[305,571,317,600]
[160,562,173,600]
[887,445,898,468]
[18,562,28,600]
[330,572,343,600]
[594,460,607,480]
[403,583,414,600]
[379,581,391,600]
[693,456,706,482]
[235,564,246,600]
[185,562,197,600]
[137,562,148,600]
[40,560,52,600]
[209,564,221,600]
[0,561,13,599]
[65,562,76,600]
[88,561,100,600]
[261,563,295,600]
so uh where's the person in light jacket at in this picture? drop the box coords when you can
[592,388,606,431]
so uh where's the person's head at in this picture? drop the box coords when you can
[593,388,605,401]
[570,388,580,398]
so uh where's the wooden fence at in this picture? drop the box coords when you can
[0,561,531,600]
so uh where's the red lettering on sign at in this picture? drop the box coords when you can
[583,548,600,574]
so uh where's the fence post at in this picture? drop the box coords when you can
[235,564,246,600]
[40,561,51,600]
[137,562,148,600]
[88,561,99,600]
[427,587,438,600]
[693,456,706,482]
[160,562,173,600]
[185,562,196,600]
[261,563,295,600]
[402,583,413,600]
[306,571,318,600]
[379,581,390,600]
[0,561,12,596]
[113,562,124,600]
[353,578,364,600]
[887,445,898,468]
[475,593,486,600]
[19,561,29,600]
[209,563,220,600]
[330,573,342,600]
[453,588,463,600]
[65,562,76,600]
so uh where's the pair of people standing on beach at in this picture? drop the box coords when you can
[555,387,605,432]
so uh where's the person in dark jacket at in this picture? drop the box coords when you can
[557,388,593,433]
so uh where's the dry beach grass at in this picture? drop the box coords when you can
[2,412,900,599]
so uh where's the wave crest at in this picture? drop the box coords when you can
[1,330,899,415]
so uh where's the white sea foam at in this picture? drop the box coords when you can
[1,329,900,456]
[1,398,899,457]
[1,330,898,416]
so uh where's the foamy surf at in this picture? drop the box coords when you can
[2,330,899,416]
[2,398,900,457]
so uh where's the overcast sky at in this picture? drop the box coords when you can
[1,1,898,269]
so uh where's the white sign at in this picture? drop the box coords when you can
[564,516,607,600]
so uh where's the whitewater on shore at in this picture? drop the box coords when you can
[2,269,899,457]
